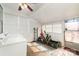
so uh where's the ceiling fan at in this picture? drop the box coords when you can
[18,3,33,12]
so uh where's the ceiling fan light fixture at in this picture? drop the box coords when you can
[24,4,27,8]
[19,3,27,9]
[21,5,25,9]
[18,3,33,12]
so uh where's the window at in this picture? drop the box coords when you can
[65,19,79,30]
[42,24,52,33]
[42,23,63,41]
[65,18,79,43]
[46,25,52,33]
[53,24,62,33]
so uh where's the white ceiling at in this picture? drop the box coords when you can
[1,3,43,16]
[1,3,79,24]
[31,3,79,24]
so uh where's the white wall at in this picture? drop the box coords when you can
[27,18,41,42]
[3,8,41,43]
[0,4,41,56]
[18,16,41,42]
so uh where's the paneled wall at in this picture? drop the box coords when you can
[3,11,41,43]
[0,5,41,56]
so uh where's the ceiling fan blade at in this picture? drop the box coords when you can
[18,3,33,12]
[27,4,33,12]
[18,6,22,11]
